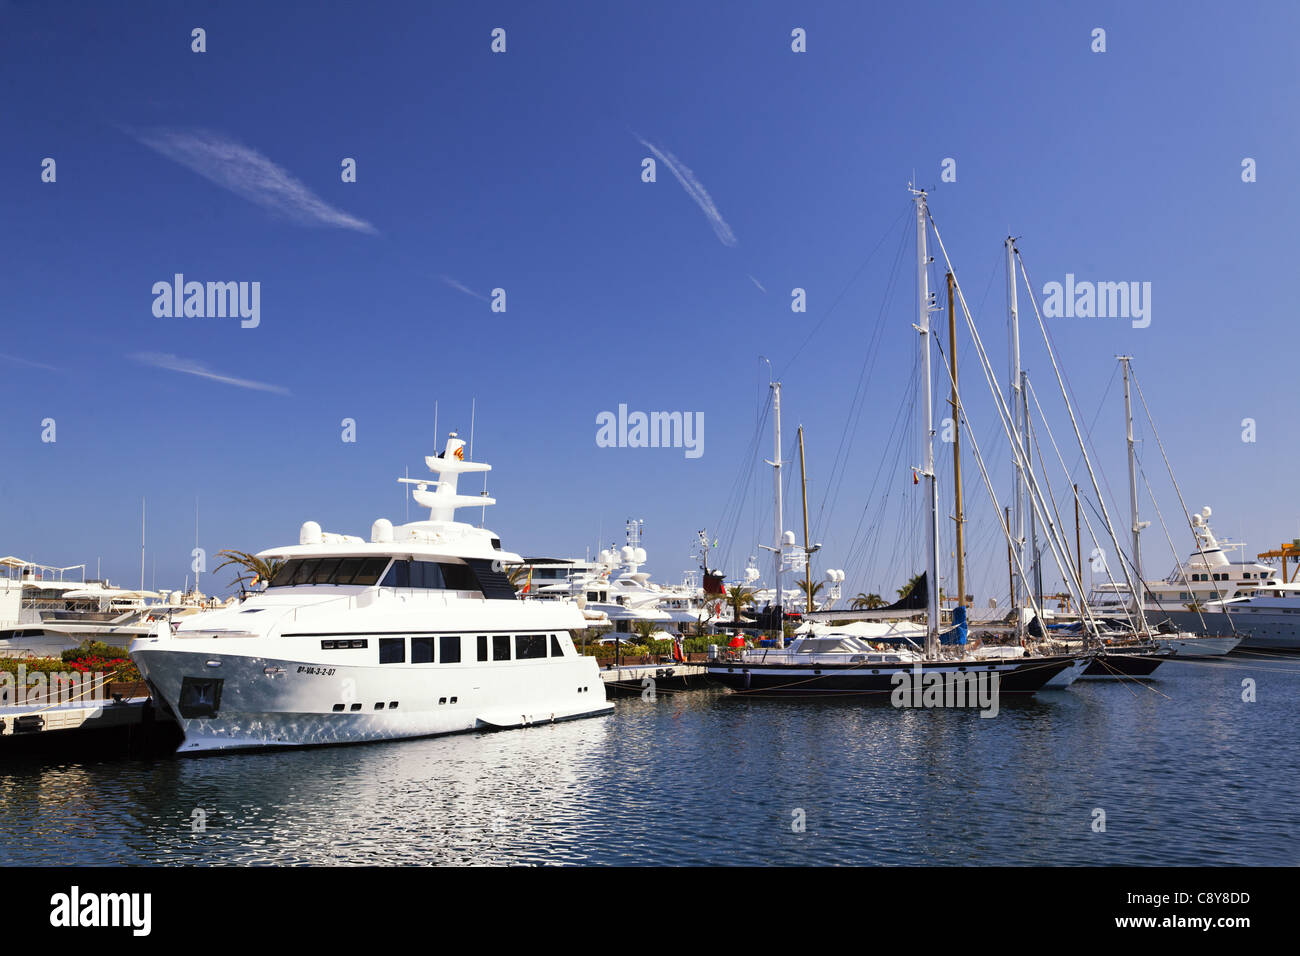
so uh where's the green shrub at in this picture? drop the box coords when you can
[60,641,129,662]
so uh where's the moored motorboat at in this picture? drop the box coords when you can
[131,433,613,753]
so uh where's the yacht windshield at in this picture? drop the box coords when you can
[269,557,390,588]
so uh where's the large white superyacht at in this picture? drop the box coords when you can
[131,434,613,753]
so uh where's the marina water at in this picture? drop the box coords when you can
[1,657,1296,866]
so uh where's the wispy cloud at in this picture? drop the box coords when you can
[132,352,291,395]
[636,136,737,247]
[747,274,767,293]
[0,352,59,371]
[130,127,377,234]
[440,275,489,302]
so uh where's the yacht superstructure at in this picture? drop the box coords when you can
[0,558,207,657]
[1088,507,1268,652]
[131,434,613,753]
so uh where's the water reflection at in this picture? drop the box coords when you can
[1,664,1296,865]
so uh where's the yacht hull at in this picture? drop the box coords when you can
[705,655,1075,696]
[1153,633,1241,657]
[1079,650,1167,679]
[133,645,613,754]
[0,623,152,659]
[1040,656,1091,689]
[1155,609,1300,652]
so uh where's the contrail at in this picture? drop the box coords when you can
[636,136,737,247]
[0,352,59,371]
[132,352,291,395]
[440,276,489,302]
[131,127,377,234]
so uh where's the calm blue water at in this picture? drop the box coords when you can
[1,655,1297,865]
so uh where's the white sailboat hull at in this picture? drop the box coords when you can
[1153,633,1241,657]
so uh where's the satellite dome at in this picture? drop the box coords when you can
[633,547,647,564]
[371,518,394,543]
[300,521,322,545]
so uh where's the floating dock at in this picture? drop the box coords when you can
[0,696,182,758]
[598,663,710,696]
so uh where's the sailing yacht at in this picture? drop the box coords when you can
[706,189,1081,698]
[131,434,613,753]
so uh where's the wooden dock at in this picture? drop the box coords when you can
[598,662,711,696]
[0,696,182,758]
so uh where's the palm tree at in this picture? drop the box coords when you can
[213,549,286,594]
[800,575,825,612]
[897,572,924,599]
[850,592,885,610]
[726,585,757,623]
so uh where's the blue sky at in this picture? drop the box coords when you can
[3,1,1298,606]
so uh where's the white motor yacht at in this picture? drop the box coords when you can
[131,434,613,753]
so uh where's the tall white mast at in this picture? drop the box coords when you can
[914,187,941,658]
[767,379,785,644]
[1006,236,1025,640]
[1119,356,1150,622]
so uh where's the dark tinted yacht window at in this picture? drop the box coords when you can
[516,634,547,660]
[378,559,500,594]
[269,557,389,587]
[441,635,461,663]
[311,558,342,584]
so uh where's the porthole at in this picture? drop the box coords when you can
[332,703,344,712]
[349,703,362,712]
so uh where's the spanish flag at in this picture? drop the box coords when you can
[454,446,464,461]
[522,565,532,594]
